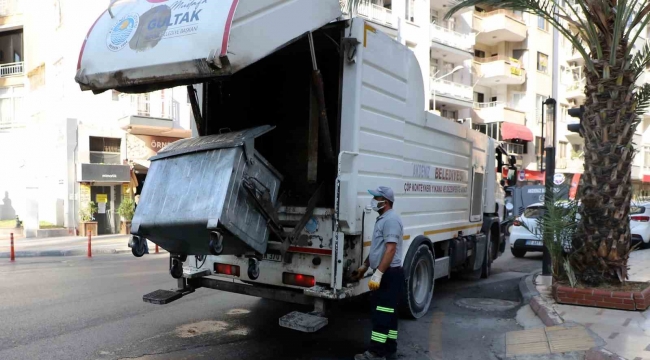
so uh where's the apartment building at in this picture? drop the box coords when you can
[0,0,193,236]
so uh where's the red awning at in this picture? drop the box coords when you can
[524,170,545,182]
[501,122,534,142]
[644,175,650,183]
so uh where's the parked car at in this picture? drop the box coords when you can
[508,203,545,258]
[630,202,650,249]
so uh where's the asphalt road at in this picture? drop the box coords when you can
[0,249,542,360]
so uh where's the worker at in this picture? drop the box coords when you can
[352,186,404,360]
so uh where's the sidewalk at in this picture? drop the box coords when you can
[0,234,166,258]
[515,249,650,360]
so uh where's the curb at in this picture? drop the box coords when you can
[0,248,168,258]
[519,273,630,360]
[519,271,540,303]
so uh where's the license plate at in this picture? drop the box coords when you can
[526,240,543,246]
[263,253,282,262]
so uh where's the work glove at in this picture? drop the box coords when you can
[351,265,369,281]
[368,269,383,291]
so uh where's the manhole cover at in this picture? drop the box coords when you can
[455,298,519,311]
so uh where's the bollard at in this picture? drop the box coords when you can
[155,244,159,254]
[87,231,92,258]
[10,233,15,262]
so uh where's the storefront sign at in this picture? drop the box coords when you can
[126,134,183,163]
[80,163,130,182]
[80,184,91,204]
[96,194,108,203]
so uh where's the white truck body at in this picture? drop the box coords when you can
[77,0,503,325]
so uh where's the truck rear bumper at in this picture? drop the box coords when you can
[188,277,314,305]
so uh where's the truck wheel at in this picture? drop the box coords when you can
[511,248,526,258]
[481,233,492,279]
[400,244,434,319]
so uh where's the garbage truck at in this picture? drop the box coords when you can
[75,0,506,331]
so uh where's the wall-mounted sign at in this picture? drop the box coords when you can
[96,194,108,203]
[126,134,183,164]
[80,164,130,183]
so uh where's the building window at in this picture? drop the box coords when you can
[472,123,500,140]
[560,105,568,123]
[89,137,122,164]
[474,49,486,58]
[430,9,438,24]
[430,58,439,76]
[405,0,415,22]
[537,16,547,30]
[441,109,458,121]
[512,49,525,63]
[0,85,23,126]
[512,93,525,109]
[537,52,548,73]
[559,141,568,159]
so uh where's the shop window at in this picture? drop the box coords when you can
[90,137,121,164]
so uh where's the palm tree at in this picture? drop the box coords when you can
[344,0,650,284]
[444,0,650,285]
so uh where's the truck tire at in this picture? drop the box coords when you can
[481,232,492,279]
[400,244,434,319]
[511,248,526,258]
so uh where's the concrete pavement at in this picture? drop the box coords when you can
[0,250,537,360]
[0,234,165,258]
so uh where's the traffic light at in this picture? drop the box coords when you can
[567,105,584,135]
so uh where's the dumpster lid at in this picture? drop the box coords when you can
[150,125,275,161]
[75,0,342,93]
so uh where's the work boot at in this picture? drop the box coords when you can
[354,351,386,360]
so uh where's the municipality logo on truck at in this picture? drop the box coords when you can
[105,0,206,52]
[107,14,140,51]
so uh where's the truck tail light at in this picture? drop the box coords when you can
[215,263,240,277]
[631,216,650,222]
[282,272,315,288]
[513,219,522,227]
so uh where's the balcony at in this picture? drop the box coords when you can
[430,78,473,105]
[341,0,395,28]
[565,79,586,101]
[0,62,23,78]
[473,9,527,46]
[118,92,190,138]
[471,101,526,125]
[474,56,526,86]
[430,23,474,61]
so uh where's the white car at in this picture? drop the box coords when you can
[508,203,545,258]
[630,202,650,249]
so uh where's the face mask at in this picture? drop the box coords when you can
[371,199,386,212]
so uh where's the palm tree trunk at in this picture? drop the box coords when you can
[572,34,635,285]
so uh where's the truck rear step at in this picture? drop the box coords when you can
[143,288,195,305]
[279,311,328,333]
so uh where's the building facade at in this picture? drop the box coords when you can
[354,0,650,192]
[0,0,193,236]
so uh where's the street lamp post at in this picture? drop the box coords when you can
[432,65,464,114]
[542,98,557,277]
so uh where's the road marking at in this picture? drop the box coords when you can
[428,311,444,358]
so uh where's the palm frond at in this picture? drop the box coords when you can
[635,83,650,115]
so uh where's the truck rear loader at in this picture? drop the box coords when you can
[75,0,506,331]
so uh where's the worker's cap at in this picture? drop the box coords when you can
[368,186,395,203]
